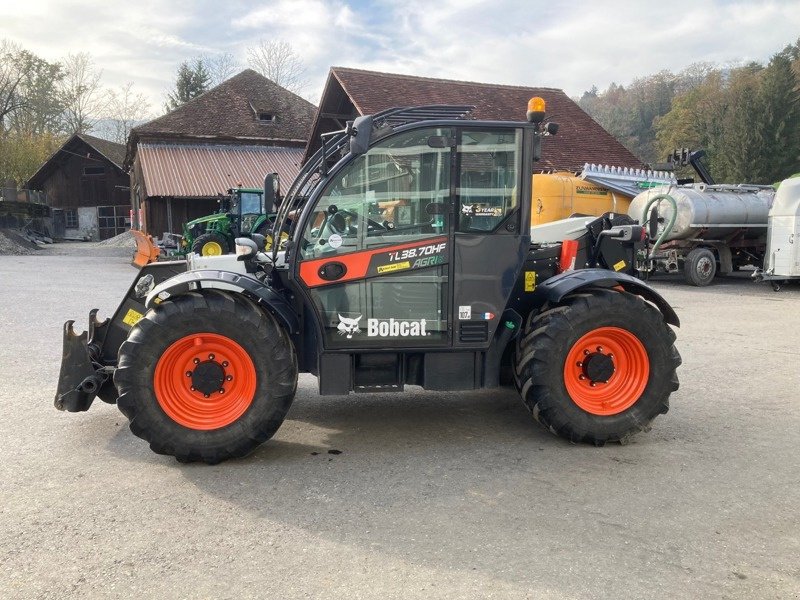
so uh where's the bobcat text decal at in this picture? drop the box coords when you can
[337,314,429,338]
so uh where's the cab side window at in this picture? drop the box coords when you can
[458,129,522,232]
[300,127,451,259]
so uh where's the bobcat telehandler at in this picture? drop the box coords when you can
[55,99,681,464]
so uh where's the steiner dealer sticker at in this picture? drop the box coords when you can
[458,305,472,320]
[377,261,411,274]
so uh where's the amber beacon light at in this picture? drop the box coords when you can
[527,97,546,123]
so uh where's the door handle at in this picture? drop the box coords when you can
[318,261,347,281]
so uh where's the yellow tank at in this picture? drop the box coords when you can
[530,172,633,227]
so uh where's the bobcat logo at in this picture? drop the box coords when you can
[337,314,362,339]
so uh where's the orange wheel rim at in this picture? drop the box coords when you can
[154,333,257,430]
[563,327,649,416]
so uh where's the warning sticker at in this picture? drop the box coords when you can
[613,260,626,272]
[377,261,411,274]
[122,308,143,327]
[524,271,536,292]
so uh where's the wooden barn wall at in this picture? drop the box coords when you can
[42,153,129,209]
[144,197,219,237]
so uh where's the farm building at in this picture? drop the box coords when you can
[125,69,316,238]
[306,67,642,170]
[26,133,129,240]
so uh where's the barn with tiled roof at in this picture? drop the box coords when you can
[127,69,316,237]
[307,67,642,171]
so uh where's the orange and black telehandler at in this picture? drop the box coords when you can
[55,100,681,463]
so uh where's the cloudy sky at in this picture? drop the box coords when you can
[1,0,799,116]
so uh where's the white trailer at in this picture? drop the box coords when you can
[755,177,800,290]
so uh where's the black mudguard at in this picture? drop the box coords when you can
[54,261,187,412]
[530,269,680,327]
[145,269,299,334]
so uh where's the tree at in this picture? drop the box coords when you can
[165,59,210,111]
[60,52,106,134]
[0,44,64,135]
[246,40,307,93]
[0,40,27,130]
[203,52,239,87]
[757,52,800,182]
[655,71,725,172]
[105,82,151,144]
[715,65,765,182]
[0,130,61,186]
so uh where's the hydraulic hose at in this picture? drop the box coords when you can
[642,193,677,261]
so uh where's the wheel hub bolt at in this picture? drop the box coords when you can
[185,371,192,377]
[204,394,210,398]
[193,358,200,364]
[226,375,233,381]
[222,361,229,367]
[208,354,215,360]
[218,388,225,394]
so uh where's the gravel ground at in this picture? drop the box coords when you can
[0,229,40,255]
[1,244,798,599]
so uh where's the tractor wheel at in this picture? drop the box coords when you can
[192,232,230,256]
[514,289,681,445]
[114,290,297,464]
[684,247,716,286]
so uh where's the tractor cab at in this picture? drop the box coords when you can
[229,187,266,234]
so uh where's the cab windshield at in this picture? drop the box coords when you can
[238,191,263,215]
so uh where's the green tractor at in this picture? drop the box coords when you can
[181,175,279,256]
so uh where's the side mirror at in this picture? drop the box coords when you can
[648,208,659,240]
[545,122,559,135]
[251,233,267,250]
[349,115,373,156]
[263,173,277,214]
[234,237,258,260]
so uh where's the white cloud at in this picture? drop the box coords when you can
[0,0,798,115]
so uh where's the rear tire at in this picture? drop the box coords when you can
[514,289,680,445]
[684,247,716,286]
[192,232,230,256]
[114,290,297,463]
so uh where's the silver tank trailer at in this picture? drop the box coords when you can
[628,184,774,241]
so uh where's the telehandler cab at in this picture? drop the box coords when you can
[55,100,681,463]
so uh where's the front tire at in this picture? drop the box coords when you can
[114,290,297,463]
[192,232,230,256]
[514,289,681,445]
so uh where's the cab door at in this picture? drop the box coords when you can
[452,127,527,347]
[294,126,454,349]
